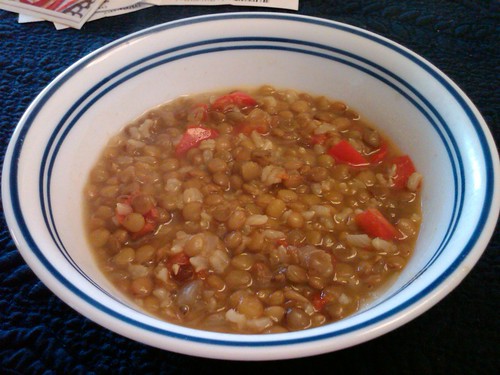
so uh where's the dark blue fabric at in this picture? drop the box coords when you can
[0,1,498,373]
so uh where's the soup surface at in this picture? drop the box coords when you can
[84,86,422,334]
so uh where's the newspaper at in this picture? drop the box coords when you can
[8,0,299,29]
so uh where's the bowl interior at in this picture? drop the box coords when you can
[44,37,460,306]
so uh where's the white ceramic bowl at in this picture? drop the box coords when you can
[2,13,499,360]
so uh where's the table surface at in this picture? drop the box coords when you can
[0,1,498,374]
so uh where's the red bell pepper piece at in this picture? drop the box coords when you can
[355,208,399,240]
[114,193,159,239]
[166,252,194,282]
[327,140,368,167]
[130,220,156,239]
[131,207,159,239]
[175,126,219,156]
[369,142,388,164]
[312,292,331,311]
[392,155,416,189]
[144,206,158,221]
[167,252,190,269]
[212,91,257,112]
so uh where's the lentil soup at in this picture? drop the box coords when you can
[84,86,422,334]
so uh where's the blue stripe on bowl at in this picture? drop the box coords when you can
[7,13,496,347]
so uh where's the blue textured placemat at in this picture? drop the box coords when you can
[1,1,498,374]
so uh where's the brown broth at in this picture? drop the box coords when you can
[84,86,422,334]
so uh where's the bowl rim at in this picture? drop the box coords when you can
[2,11,499,360]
